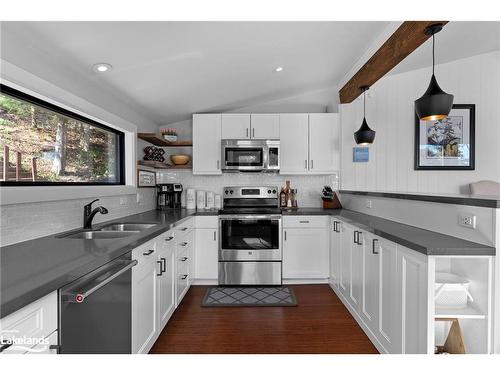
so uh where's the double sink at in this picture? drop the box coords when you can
[58,223,158,239]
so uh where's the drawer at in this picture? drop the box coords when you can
[0,292,57,354]
[282,215,329,228]
[174,217,194,235]
[195,216,218,228]
[176,248,190,268]
[176,230,194,251]
[132,239,157,267]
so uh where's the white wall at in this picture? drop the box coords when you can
[340,51,500,195]
[158,170,339,209]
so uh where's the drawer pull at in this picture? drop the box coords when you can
[181,257,188,262]
[0,342,13,353]
[179,227,188,231]
[165,236,174,241]
[179,242,188,247]
[143,249,154,256]
[181,274,188,280]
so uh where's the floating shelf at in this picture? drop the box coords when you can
[138,160,192,170]
[435,303,486,320]
[138,133,192,147]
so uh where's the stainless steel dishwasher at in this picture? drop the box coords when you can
[58,253,137,354]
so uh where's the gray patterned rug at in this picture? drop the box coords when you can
[201,286,297,307]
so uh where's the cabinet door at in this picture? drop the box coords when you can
[194,228,219,280]
[279,114,309,174]
[308,113,339,173]
[362,232,380,335]
[132,261,157,354]
[250,114,279,139]
[377,238,401,354]
[157,244,175,330]
[339,221,351,301]
[283,228,329,279]
[330,219,342,289]
[349,229,364,311]
[193,114,222,174]
[221,113,250,139]
[398,246,428,354]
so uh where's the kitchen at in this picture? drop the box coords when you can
[1,2,500,374]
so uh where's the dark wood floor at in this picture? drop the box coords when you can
[150,284,378,354]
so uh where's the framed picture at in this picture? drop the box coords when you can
[414,104,475,170]
[137,169,156,187]
[353,147,369,162]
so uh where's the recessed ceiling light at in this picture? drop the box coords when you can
[275,66,284,72]
[92,63,112,73]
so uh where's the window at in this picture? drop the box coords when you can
[0,84,124,185]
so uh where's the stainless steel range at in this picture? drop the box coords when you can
[218,186,282,285]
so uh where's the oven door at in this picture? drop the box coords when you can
[219,215,282,261]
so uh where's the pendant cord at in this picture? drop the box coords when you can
[363,89,366,117]
[432,33,435,76]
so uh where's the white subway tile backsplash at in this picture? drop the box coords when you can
[0,189,156,247]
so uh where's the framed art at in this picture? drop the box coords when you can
[414,104,475,170]
[137,169,156,187]
[353,147,369,162]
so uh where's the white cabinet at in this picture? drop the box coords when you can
[282,217,329,279]
[175,229,194,306]
[193,114,222,175]
[339,221,352,302]
[221,113,250,139]
[0,291,58,354]
[250,114,279,139]
[132,241,158,354]
[157,232,175,331]
[280,113,339,174]
[279,114,309,174]
[308,113,339,173]
[361,232,380,337]
[349,228,364,312]
[329,219,342,288]
[195,228,218,280]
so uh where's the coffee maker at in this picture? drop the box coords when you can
[157,183,183,210]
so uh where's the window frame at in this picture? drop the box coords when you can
[0,84,125,186]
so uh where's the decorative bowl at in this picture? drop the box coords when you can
[163,135,178,142]
[170,154,191,165]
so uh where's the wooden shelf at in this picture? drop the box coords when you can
[138,160,192,170]
[435,303,486,320]
[138,133,192,147]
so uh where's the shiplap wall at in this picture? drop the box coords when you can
[340,51,500,194]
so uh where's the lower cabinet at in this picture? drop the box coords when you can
[157,233,176,331]
[330,218,428,354]
[283,226,329,279]
[194,228,219,280]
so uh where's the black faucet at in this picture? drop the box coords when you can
[83,199,108,229]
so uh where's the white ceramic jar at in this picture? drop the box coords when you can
[196,190,206,209]
[186,188,196,209]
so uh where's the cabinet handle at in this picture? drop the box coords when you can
[252,128,255,138]
[213,231,217,241]
[357,232,363,245]
[161,258,167,272]
[372,239,379,255]
[181,274,188,280]
[0,342,13,353]
[305,160,308,169]
[353,231,357,244]
[157,260,163,276]
[181,257,188,262]
[179,241,188,247]
[179,227,188,232]
[246,128,249,138]
[143,249,154,256]
[311,160,314,169]
[284,231,287,241]
[165,236,174,242]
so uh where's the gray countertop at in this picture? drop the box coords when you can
[0,206,494,319]
[0,209,217,319]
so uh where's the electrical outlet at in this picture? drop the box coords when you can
[366,200,372,209]
[459,213,476,229]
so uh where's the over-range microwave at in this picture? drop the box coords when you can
[221,139,280,172]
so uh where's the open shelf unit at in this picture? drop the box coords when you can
[137,160,192,170]
[435,303,486,320]
[138,133,192,147]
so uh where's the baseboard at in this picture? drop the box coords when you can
[192,279,218,285]
[329,283,388,354]
[283,278,329,285]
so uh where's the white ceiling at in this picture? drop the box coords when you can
[1,21,499,128]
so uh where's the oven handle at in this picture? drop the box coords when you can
[219,215,282,220]
[64,260,137,303]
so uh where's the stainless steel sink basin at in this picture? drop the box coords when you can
[100,223,158,231]
[60,230,140,239]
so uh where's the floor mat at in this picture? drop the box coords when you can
[201,286,297,307]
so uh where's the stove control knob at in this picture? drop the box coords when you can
[267,190,271,194]
[230,190,234,194]
[272,189,277,194]
[225,190,229,194]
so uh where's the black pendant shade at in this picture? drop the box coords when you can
[354,86,375,145]
[415,23,454,121]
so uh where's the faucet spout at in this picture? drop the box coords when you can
[83,199,108,229]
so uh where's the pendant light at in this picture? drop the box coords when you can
[415,23,454,121]
[354,86,375,145]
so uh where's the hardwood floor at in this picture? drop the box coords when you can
[150,284,378,354]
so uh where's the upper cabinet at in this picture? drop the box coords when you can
[221,114,250,139]
[280,113,339,175]
[221,113,279,139]
[192,114,222,175]
[250,114,280,139]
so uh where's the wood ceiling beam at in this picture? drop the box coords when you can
[339,21,449,104]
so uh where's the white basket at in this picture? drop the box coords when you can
[435,272,473,309]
